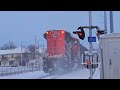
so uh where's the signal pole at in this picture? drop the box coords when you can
[89,11,93,79]
[104,11,107,34]
[21,42,23,66]
[110,11,114,33]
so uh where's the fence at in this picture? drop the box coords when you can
[0,65,41,77]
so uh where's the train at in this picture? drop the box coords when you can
[42,30,84,74]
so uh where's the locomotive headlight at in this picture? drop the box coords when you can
[46,32,49,34]
[61,30,64,34]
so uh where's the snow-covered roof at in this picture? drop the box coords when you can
[0,47,47,55]
[0,47,29,55]
[100,33,120,39]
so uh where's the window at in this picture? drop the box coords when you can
[9,61,14,65]
[11,55,14,58]
[2,55,4,59]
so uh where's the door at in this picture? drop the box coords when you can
[108,42,120,79]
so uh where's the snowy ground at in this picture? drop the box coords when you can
[0,67,100,79]
[0,71,49,79]
[56,68,100,79]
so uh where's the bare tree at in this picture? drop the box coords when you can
[15,54,21,64]
[9,41,17,49]
[28,44,35,53]
[27,44,36,59]
[22,51,30,65]
[1,41,17,50]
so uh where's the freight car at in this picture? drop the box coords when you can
[43,30,81,74]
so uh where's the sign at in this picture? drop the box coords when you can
[83,64,98,69]
[88,37,96,42]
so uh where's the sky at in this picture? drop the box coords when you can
[0,11,119,49]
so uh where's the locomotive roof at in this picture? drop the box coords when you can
[44,30,80,42]
[47,30,65,31]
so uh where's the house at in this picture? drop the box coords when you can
[0,47,31,67]
[0,47,47,67]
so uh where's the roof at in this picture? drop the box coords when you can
[0,47,29,55]
[100,33,120,39]
[0,47,47,55]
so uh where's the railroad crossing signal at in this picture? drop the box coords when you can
[96,30,106,39]
[73,26,106,40]
[81,51,99,69]
[96,30,106,35]
[73,27,85,40]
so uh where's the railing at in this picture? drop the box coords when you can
[0,65,41,77]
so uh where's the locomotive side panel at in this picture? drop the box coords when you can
[72,38,80,57]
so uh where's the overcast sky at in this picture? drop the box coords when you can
[0,11,119,49]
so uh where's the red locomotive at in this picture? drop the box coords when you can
[43,30,81,74]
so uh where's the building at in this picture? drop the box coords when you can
[0,47,47,67]
[0,47,31,67]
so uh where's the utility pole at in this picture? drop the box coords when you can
[9,40,10,49]
[37,40,39,59]
[89,11,93,79]
[99,11,107,79]
[42,44,45,57]
[21,42,23,66]
[35,35,37,60]
[110,11,114,33]
[104,11,107,34]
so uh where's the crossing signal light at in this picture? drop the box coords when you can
[86,60,91,64]
[78,32,83,36]
[73,29,85,40]
[96,30,106,36]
